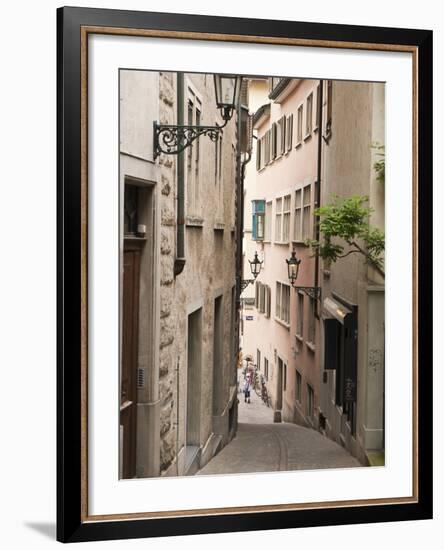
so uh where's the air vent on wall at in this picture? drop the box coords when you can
[137,368,146,389]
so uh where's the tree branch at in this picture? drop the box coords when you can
[348,241,385,278]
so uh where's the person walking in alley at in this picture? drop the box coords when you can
[244,372,252,404]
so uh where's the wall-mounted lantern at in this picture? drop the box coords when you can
[286,249,320,300]
[241,251,263,293]
[154,74,243,158]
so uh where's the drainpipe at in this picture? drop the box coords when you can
[174,72,186,276]
[236,104,252,325]
[314,79,323,317]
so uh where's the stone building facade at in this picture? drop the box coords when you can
[318,80,385,466]
[119,70,239,479]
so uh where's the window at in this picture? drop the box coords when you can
[283,362,287,391]
[265,129,271,164]
[275,197,283,242]
[259,283,266,314]
[294,185,312,242]
[282,194,291,242]
[277,116,286,156]
[297,291,304,337]
[271,122,277,160]
[302,184,311,240]
[215,129,224,220]
[257,349,261,371]
[186,89,202,215]
[265,201,272,241]
[256,136,261,170]
[294,188,302,241]
[308,296,316,346]
[307,384,315,418]
[257,130,272,170]
[256,283,271,317]
[276,282,290,325]
[265,285,271,318]
[275,281,281,318]
[124,184,139,235]
[296,370,302,402]
[286,114,293,152]
[314,83,321,131]
[252,200,265,241]
[325,80,333,137]
[296,104,303,145]
[305,93,313,137]
[264,357,269,380]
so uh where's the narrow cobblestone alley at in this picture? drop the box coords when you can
[198,380,361,475]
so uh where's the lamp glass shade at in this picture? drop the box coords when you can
[286,252,301,285]
[214,74,242,110]
[249,252,262,279]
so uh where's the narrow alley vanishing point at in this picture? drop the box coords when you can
[198,383,360,475]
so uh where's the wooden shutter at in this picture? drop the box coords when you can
[287,115,293,152]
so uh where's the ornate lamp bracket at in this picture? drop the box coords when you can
[240,279,255,293]
[292,286,321,300]
[153,120,227,159]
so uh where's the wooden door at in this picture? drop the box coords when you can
[120,248,140,479]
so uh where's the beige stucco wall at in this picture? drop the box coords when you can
[319,80,385,463]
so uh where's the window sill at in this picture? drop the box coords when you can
[124,235,147,242]
[295,333,304,343]
[274,240,291,246]
[304,133,312,142]
[186,216,204,228]
[295,141,302,149]
[306,341,316,353]
[291,240,309,247]
[275,317,290,330]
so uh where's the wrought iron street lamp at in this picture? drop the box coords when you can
[213,74,242,121]
[286,249,301,287]
[241,251,263,293]
[286,249,320,300]
[154,74,243,159]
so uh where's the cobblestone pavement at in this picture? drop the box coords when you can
[198,384,362,475]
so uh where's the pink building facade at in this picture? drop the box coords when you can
[242,78,322,428]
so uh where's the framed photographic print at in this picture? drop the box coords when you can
[57,6,433,543]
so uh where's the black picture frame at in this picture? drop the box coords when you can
[57,6,433,543]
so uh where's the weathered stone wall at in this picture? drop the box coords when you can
[158,72,177,473]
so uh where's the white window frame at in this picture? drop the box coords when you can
[305,92,313,139]
[275,281,291,327]
[282,194,291,243]
[302,184,312,240]
[295,370,302,403]
[314,83,321,132]
[293,188,302,242]
[296,290,304,338]
[185,85,203,217]
[307,384,315,418]
[275,197,283,242]
[307,296,316,347]
[296,103,303,147]
[286,114,293,153]
[264,200,272,241]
